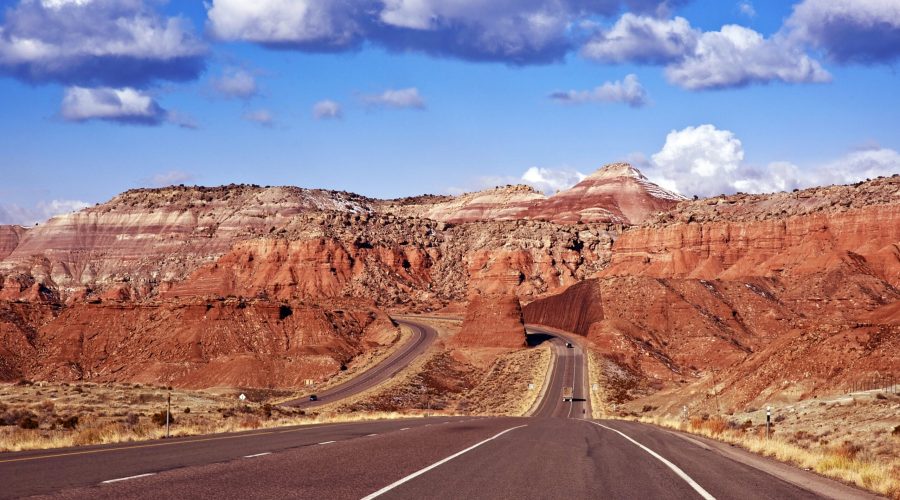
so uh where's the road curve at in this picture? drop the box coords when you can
[0,321,880,499]
[282,318,437,409]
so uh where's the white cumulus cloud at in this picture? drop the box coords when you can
[549,74,648,107]
[582,14,830,90]
[786,0,900,64]
[643,124,900,197]
[665,25,831,90]
[581,14,697,64]
[521,167,586,194]
[61,86,167,125]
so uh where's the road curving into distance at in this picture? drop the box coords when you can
[0,319,880,499]
[281,318,437,409]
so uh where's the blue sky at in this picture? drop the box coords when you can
[1,0,899,224]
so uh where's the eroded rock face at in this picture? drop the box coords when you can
[0,225,26,261]
[0,185,374,299]
[522,163,684,225]
[6,298,395,388]
[455,292,526,348]
[1,174,897,394]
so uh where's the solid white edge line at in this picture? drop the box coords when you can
[318,440,336,445]
[588,421,716,500]
[366,433,378,437]
[361,425,527,500]
[244,452,271,458]
[101,473,156,484]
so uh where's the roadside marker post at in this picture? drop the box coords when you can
[165,393,171,439]
[766,406,771,439]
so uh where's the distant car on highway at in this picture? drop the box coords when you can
[309,394,318,402]
[565,342,573,348]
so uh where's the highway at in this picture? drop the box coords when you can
[282,319,437,409]
[0,324,879,499]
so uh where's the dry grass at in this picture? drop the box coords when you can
[0,382,429,453]
[634,414,900,498]
[463,345,551,416]
[586,350,608,419]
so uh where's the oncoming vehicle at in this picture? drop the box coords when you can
[565,342,573,348]
[309,394,318,402]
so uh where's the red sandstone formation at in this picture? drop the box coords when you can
[0,171,896,397]
[524,175,900,407]
[522,163,684,224]
[454,292,526,348]
[0,225,26,261]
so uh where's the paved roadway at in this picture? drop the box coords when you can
[0,325,880,499]
[282,319,437,409]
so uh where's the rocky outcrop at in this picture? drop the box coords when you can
[605,202,900,286]
[454,292,526,348]
[0,185,374,300]
[523,163,684,225]
[386,163,682,225]
[5,298,397,388]
[0,225,25,261]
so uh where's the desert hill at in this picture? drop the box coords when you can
[0,165,897,410]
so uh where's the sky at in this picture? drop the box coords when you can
[1,0,899,225]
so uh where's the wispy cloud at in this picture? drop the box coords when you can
[0,199,91,226]
[362,88,425,109]
[549,74,648,107]
[212,68,258,99]
[313,99,343,119]
[242,109,275,127]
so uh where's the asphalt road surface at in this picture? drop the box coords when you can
[282,318,437,409]
[0,325,879,499]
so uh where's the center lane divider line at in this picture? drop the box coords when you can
[360,425,528,500]
[587,421,716,500]
[243,452,271,458]
[318,441,336,445]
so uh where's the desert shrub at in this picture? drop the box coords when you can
[59,415,79,429]
[642,405,656,413]
[1,409,37,426]
[705,417,728,435]
[893,425,900,436]
[741,420,753,430]
[183,407,191,414]
[279,304,292,320]
[240,416,261,429]
[832,441,863,459]
[875,393,887,400]
[125,412,140,426]
[16,379,33,386]
[150,411,175,427]
[261,404,272,419]
[19,417,39,429]
[690,416,705,430]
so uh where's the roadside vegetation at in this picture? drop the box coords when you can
[0,381,426,453]
[586,349,900,498]
[636,413,899,499]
